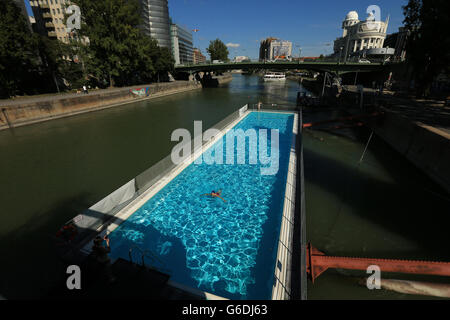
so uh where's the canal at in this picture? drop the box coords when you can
[0,74,449,299]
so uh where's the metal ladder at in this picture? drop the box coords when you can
[128,245,171,274]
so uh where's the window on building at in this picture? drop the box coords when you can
[57,8,60,13]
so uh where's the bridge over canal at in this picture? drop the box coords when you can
[175,61,394,75]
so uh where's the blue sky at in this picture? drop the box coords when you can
[170,0,408,59]
[24,0,408,58]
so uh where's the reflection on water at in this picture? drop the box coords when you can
[229,74,302,107]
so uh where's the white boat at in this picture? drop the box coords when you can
[263,72,286,82]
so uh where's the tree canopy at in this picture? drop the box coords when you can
[403,0,450,97]
[0,0,39,98]
[0,0,175,98]
[206,39,229,61]
[72,0,174,87]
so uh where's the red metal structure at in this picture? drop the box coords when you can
[307,243,450,283]
[302,112,382,129]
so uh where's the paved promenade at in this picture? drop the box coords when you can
[344,85,450,137]
[0,83,177,108]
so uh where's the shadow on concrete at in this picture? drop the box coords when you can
[381,100,450,133]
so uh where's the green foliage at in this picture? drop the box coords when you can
[206,39,229,62]
[0,0,39,98]
[72,0,174,87]
[57,39,88,89]
[403,0,450,97]
[0,0,175,97]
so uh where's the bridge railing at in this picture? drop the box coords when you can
[175,60,387,71]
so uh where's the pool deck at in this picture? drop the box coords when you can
[81,109,299,300]
[271,112,298,300]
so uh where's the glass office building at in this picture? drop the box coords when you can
[171,24,194,65]
[140,0,172,48]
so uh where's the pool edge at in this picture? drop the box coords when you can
[271,112,298,300]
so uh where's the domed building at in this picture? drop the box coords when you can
[334,10,391,60]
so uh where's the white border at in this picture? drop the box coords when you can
[271,112,298,300]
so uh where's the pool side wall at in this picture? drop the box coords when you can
[271,112,298,300]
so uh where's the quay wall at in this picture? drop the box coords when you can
[337,87,450,194]
[200,73,233,87]
[369,109,450,195]
[0,81,202,131]
[217,73,233,84]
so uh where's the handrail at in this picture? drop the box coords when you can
[128,245,171,274]
[142,249,167,268]
[249,103,299,111]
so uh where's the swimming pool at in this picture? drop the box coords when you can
[107,111,295,299]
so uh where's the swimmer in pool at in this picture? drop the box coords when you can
[202,190,227,202]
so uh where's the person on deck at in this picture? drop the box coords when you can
[91,235,115,283]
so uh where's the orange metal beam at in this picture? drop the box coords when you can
[307,243,450,283]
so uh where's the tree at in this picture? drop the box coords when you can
[143,39,174,83]
[0,0,39,98]
[36,36,67,93]
[72,0,173,87]
[57,39,88,89]
[206,39,229,61]
[403,0,450,97]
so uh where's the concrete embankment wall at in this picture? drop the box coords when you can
[217,73,233,84]
[201,73,233,87]
[0,81,202,130]
[369,109,450,195]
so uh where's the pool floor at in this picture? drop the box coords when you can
[107,112,294,299]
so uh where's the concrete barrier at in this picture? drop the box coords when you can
[370,109,450,194]
[0,81,202,130]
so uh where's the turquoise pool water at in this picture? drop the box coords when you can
[108,112,295,299]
